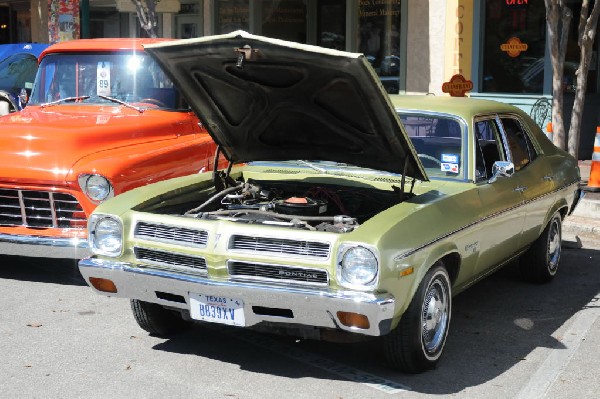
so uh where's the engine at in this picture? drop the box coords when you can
[182,179,402,233]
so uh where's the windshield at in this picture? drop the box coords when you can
[0,53,38,92]
[398,113,465,180]
[29,52,185,109]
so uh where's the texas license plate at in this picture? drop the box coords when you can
[189,293,245,326]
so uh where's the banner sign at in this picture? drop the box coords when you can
[48,0,80,43]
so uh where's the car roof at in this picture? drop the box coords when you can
[39,38,175,59]
[0,43,49,61]
[389,95,525,122]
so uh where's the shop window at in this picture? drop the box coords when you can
[176,1,202,39]
[16,9,31,42]
[318,0,345,50]
[482,0,546,94]
[358,0,401,94]
[216,0,249,34]
[262,0,306,43]
[0,6,11,44]
[483,1,596,95]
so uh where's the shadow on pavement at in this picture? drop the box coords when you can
[0,255,86,286]
[151,246,600,394]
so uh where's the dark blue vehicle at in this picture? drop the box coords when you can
[0,43,48,115]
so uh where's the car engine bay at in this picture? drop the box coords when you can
[142,177,408,233]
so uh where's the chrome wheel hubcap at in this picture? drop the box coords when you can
[547,219,561,274]
[422,277,449,355]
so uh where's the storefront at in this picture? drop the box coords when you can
[1,0,598,158]
[470,0,599,159]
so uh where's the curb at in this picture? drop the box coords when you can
[572,197,600,218]
[563,215,600,238]
[562,215,600,248]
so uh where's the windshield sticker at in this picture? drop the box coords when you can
[97,62,111,96]
[441,154,459,173]
[441,154,459,164]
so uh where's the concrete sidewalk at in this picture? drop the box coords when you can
[563,160,600,239]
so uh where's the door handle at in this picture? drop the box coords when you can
[514,186,527,193]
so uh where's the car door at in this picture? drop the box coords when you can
[498,116,554,247]
[473,116,526,276]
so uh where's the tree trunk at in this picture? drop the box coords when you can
[567,0,600,159]
[545,0,571,150]
[131,0,158,38]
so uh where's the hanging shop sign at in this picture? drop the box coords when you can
[500,37,528,57]
[442,74,473,97]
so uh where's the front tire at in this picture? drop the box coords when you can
[383,263,451,373]
[130,299,190,337]
[520,213,562,283]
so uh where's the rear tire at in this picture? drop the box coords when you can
[130,299,190,337]
[383,263,451,373]
[520,213,562,283]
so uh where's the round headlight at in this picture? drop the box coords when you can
[340,246,378,286]
[91,216,122,256]
[81,174,113,202]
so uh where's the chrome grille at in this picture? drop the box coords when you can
[0,189,85,228]
[230,235,330,258]
[134,247,207,274]
[134,222,208,247]
[229,261,328,286]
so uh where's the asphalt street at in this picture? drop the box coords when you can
[0,233,599,399]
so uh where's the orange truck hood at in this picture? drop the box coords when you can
[0,105,197,185]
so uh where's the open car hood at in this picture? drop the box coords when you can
[144,31,427,181]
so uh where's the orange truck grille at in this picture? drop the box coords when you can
[0,189,86,229]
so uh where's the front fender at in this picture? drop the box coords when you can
[67,134,218,195]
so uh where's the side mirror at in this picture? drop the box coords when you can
[0,90,15,115]
[488,161,514,183]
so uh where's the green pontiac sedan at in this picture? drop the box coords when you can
[78,31,581,373]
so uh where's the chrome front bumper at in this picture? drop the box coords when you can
[0,233,90,259]
[79,257,397,336]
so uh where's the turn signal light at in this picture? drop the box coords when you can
[89,277,118,293]
[337,311,370,329]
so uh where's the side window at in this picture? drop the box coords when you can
[500,117,536,171]
[474,118,505,181]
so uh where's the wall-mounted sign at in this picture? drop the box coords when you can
[505,0,528,9]
[48,0,80,43]
[444,0,474,81]
[500,37,528,57]
[442,74,473,97]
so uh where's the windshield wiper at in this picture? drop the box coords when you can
[98,95,144,113]
[40,96,90,108]
[40,95,144,113]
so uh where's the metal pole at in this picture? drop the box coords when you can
[80,0,90,38]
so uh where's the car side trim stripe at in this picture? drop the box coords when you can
[394,180,579,260]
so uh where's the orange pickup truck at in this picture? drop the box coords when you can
[0,38,221,258]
